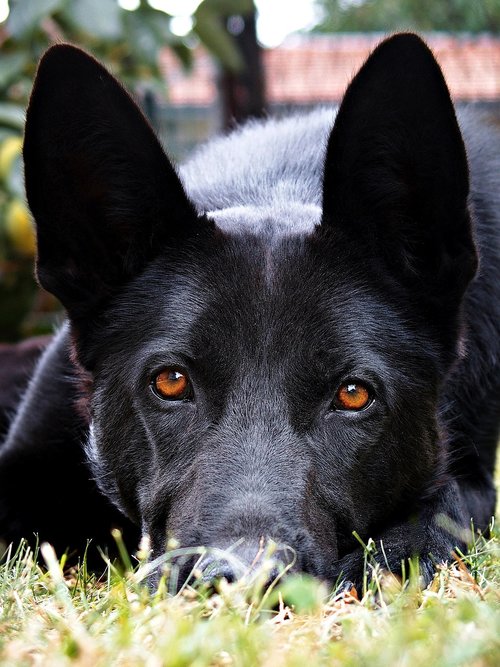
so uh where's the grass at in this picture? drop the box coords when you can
[0,524,499,667]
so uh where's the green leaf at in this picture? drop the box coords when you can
[6,154,25,198]
[0,103,25,131]
[123,11,163,69]
[63,0,122,40]
[0,52,30,90]
[170,42,193,71]
[273,574,326,614]
[194,3,243,72]
[197,0,254,15]
[137,6,193,70]
[140,6,173,44]
[7,0,65,38]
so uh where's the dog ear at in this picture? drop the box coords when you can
[321,33,477,305]
[24,44,208,319]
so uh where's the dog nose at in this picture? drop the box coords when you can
[195,541,291,589]
[198,556,238,584]
[198,555,283,589]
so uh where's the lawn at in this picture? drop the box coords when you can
[0,519,499,667]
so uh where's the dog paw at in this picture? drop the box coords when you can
[332,540,452,592]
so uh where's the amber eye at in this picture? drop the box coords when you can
[151,368,192,401]
[333,381,372,411]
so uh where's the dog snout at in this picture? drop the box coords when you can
[194,540,294,589]
[197,556,239,585]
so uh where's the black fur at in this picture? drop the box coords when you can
[0,34,498,586]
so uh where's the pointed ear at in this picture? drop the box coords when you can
[24,44,208,319]
[322,33,477,304]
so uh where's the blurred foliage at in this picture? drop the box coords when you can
[315,0,500,33]
[0,0,254,341]
[194,0,254,72]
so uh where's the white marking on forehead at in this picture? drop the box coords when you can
[207,202,322,288]
[207,202,322,236]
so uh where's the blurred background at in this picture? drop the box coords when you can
[0,0,499,341]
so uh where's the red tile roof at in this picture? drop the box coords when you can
[159,33,500,105]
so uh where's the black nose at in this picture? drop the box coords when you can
[195,541,293,589]
[198,557,239,584]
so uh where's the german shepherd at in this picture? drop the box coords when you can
[1,33,498,587]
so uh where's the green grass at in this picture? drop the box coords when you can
[0,525,499,667]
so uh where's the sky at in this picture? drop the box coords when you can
[0,1,321,48]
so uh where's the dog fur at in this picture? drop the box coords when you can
[0,33,498,586]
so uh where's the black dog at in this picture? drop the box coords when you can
[0,33,498,587]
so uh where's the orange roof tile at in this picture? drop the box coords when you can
[159,33,500,106]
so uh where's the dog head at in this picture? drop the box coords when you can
[23,34,476,582]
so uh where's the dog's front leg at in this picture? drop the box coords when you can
[332,480,482,590]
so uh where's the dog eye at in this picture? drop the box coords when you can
[151,368,192,401]
[333,381,372,411]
